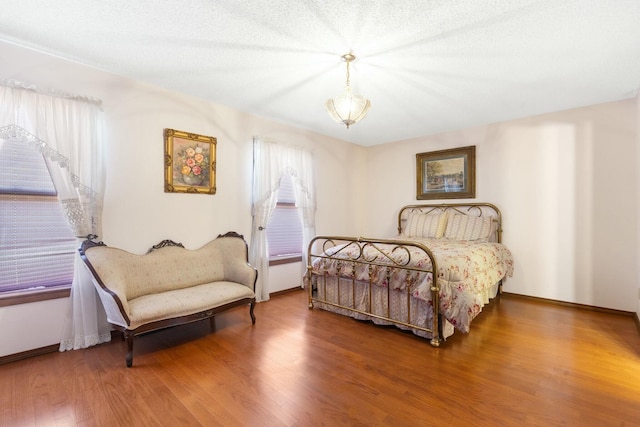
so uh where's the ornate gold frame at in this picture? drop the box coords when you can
[164,128,216,194]
[416,146,475,199]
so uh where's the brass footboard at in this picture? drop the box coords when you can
[306,236,442,347]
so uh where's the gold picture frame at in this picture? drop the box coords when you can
[416,146,475,200]
[164,128,217,194]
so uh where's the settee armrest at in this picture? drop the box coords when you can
[217,232,258,292]
[216,231,258,292]
[79,237,131,327]
[225,260,258,291]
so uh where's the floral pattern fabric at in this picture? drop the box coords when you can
[310,237,514,333]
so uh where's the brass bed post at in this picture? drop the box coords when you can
[428,256,440,347]
[307,255,313,309]
[495,206,503,244]
[307,238,314,308]
[307,235,325,309]
[386,268,392,319]
[336,260,343,307]
[368,263,373,314]
[406,273,412,327]
[351,259,357,311]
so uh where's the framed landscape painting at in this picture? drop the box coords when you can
[164,128,217,194]
[416,146,475,200]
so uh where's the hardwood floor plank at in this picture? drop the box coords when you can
[1,290,639,426]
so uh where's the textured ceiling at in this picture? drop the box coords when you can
[1,0,639,146]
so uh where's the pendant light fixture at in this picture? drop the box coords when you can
[325,52,371,129]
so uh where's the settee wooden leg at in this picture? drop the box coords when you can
[124,331,134,368]
[249,301,256,324]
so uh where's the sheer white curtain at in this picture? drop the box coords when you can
[290,150,316,281]
[249,138,315,302]
[0,80,110,350]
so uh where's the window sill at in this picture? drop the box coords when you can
[0,286,71,307]
[269,255,302,266]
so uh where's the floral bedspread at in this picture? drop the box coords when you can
[310,237,514,333]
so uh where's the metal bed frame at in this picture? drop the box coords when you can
[306,203,503,347]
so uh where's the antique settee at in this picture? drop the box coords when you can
[79,231,257,367]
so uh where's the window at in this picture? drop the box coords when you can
[266,174,303,265]
[0,138,77,294]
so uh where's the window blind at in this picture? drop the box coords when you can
[267,175,303,258]
[0,139,76,292]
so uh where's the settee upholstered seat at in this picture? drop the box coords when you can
[126,282,254,330]
[80,231,257,367]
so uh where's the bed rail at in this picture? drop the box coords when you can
[306,235,442,347]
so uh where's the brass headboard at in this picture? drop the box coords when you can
[398,203,503,243]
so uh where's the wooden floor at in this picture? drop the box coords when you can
[1,290,639,427]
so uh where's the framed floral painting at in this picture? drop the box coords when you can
[164,128,216,194]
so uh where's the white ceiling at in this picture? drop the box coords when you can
[1,0,639,146]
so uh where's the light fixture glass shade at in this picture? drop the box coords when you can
[325,52,371,129]
[325,86,371,129]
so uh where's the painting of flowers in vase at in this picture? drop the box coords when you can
[164,128,217,194]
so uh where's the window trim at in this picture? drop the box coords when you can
[277,201,296,208]
[0,285,71,307]
[269,254,302,266]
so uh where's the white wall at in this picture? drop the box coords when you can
[270,263,305,294]
[364,99,638,311]
[0,41,364,357]
[1,40,638,357]
[0,298,69,356]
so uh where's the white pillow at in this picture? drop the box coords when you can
[444,214,492,241]
[404,212,447,238]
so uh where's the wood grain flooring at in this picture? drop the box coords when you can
[1,290,639,426]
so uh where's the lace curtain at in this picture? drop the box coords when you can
[0,80,110,350]
[250,138,316,302]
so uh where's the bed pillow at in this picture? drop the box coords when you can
[444,214,492,241]
[404,212,448,238]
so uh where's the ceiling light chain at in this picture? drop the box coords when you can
[325,52,371,129]
[344,53,353,87]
